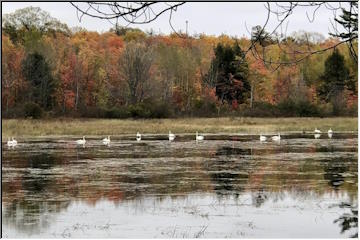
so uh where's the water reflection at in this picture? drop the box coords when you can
[206,147,251,196]
[251,189,268,208]
[2,136,358,238]
[323,158,350,189]
[333,202,358,238]
[3,199,70,236]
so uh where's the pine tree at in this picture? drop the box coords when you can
[330,2,358,62]
[317,49,354,114]
[22,52,56,109]
[205,43,250,104]
[318,49,352,100]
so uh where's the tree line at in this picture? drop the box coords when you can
[2,7,357,119]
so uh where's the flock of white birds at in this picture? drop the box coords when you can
[73,130,179,146]
[260,128,333,142]
[6,137,17,147]
[6,128,334,147]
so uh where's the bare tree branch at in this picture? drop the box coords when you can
[70,2,185,25]
[247,2,358,70]
[69,2,357,67]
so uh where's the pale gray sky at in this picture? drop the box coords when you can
[2,2,344,38]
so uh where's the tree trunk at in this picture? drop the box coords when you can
[6,97,9,115]
[250,83,254,108]
[63,94,66,113]
[75,81,79,111]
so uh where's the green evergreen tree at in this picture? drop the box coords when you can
[330,2,358,42]
[22,52,56,109]
[205,43,250,104]
[317,49,354,114]
[330,2,358,62]
[318,49,353,99]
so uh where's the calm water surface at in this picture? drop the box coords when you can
[2,134,358,238]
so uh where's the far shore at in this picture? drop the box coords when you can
[2,117,357,140]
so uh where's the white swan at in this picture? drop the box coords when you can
[314,128,321,134]
[102,135,110,145]
[328,128,333,138]
[271,133,281,141]
[7,137,16,147]
[136,132,141,142]
[260,135,267,142]
[76,136,86,145]
[314,133,321,139]
[169,131,175,141]
[196,132,204,141]
[7,138,12,146]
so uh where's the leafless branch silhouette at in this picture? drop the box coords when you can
[70,2,358,68]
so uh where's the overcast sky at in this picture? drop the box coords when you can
[2,2,344,38]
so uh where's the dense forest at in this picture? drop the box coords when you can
[2,7,358,119]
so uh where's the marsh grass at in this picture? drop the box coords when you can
[2,117,357,139]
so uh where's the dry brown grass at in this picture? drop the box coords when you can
[2,117,357,139]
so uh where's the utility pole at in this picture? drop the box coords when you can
[186,20,188,36]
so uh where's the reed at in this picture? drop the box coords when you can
[2,117,357,139]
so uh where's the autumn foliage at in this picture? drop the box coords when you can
[1,7,358,118]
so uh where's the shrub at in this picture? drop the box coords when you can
[80,106,106,118]
[346,103,358,116]
[218,103,232,116]
[320,103,333,117]
[330,94,348,116]
[128,103,151,118]
[105,107,131,119]
[130,99,174,118]
[3,105,24,118]
[24,102,43,119]
[240,102,278,117]
[191,99,217,117]
[276,100,319,117]
[237,100,320,117]
[294,100,319,117]
[149,102,173,118]
[277,100,295,117]
[193,99,204,109]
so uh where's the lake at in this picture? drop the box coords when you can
[2,133,358,238]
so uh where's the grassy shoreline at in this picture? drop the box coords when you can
[2,117,357,139]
